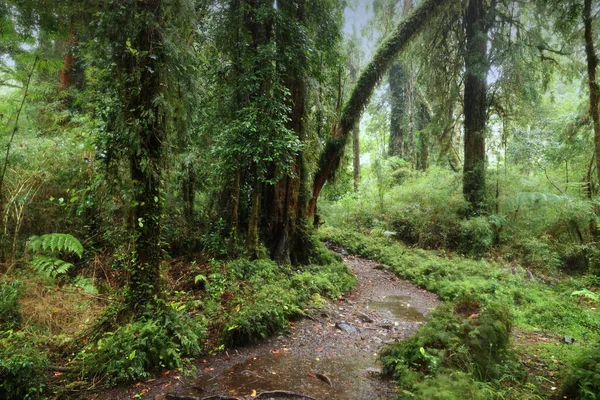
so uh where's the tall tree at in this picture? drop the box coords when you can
[583,0,600,186]
[462,0,491,214]
[388,0,413,160]
[92,0,197,310]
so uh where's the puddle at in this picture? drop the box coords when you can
[366,295,427,322]
[195,352,392,400]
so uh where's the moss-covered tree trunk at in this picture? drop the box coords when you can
[264,0,313,265]
[462,0,488,214]
[126,0,165,309]
[388,61,408,158]
[353,123,360,191]
[309,0,452,218]
[583,0,600,188]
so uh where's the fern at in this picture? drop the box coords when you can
[27,233,84,278]
[27,233,83,258]
[30,256,73,278]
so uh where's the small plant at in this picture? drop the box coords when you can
[77,307,204,384]
[561,344,600,400]
[0,281,21,330]
[26,233,83,278]
[0,331,48,400]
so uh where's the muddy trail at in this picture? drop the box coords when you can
[96,250,439,400]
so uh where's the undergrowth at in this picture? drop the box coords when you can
[321,227,600,399]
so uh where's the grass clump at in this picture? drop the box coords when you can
[0,331,48,400]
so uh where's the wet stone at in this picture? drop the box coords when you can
[335,321,359,334]
[356,312,374,323]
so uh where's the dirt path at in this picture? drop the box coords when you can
[96,253,439,400]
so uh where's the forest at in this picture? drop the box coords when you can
[1,0,600,399]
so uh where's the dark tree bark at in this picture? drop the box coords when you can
[309,0,452,217]
[59,34,75,91]
[388,61,408,158]
[265,0,311,265]
[125,0,165,309]
[462,0,489,214]
[584,0,600,187]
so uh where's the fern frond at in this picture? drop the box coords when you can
[30,255,73,278]
[26,233,83,258]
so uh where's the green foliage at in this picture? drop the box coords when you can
[0,281,21,330]
[77,307,204,384]
[561,344,600,400]
[26,233,84,278]
[222,258,355,346]
[459,216,494,257]
[223,283,299,346]
[381,301,513,383]
[27,233,84,257]
[403,372,488,400]
[0,331,48,400]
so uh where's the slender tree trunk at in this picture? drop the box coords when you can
[584,0,600,187]
[388,0,412,160]
[462,0,488,214]
[408,61,415,167]
[353,123,360,191]
[309,0,451,218]
[388,62,407,158]
[182,162,195,222]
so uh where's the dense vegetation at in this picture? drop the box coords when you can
[1,0,599,399]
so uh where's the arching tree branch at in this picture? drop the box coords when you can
[308,0,454,217]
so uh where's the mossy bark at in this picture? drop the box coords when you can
[583,0,600,188]
[462,0,488,215]
[353,123,360,191]
[388,61,408,159]
[126,0,165,310]
[309,0,453,217]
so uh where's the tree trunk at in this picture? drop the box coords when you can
[353,123,360,191]
[584,0,600,187]
[59,34,75,91]
[462,0,488,214]
[408,61,415,167]
[127,0,165,310]
[309,0,451,218]
[266,0,311,265]
[388,62,407,158]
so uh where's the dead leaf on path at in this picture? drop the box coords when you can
[315,372,332,386]
[251,389,257,397]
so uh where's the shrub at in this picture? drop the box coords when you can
[561,344,600,400]
[404,372,487,400]
[0,281,21,330]
[222,284,300,346]
[459,216,494,257]
[77,308,204,384]
[0,331,48,400]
